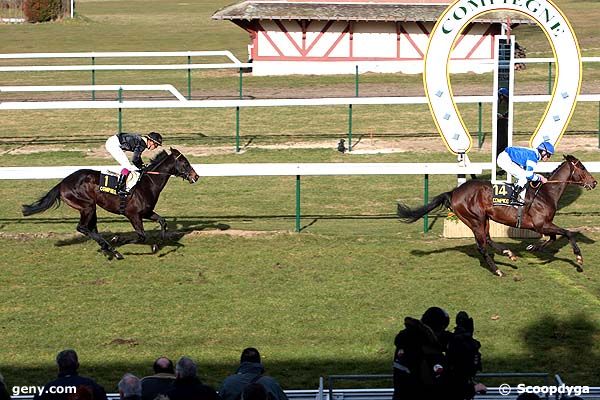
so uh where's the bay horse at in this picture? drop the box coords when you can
[22,148,199,260]
[397,155,597,276]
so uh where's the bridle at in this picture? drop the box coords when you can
[143,152,195,182]
[544,158,593,188]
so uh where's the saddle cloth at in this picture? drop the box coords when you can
[99,169,140,195]
[492,183,524,206]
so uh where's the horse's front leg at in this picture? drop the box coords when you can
[526,234,557,252]
[146,211,168,241]
[487,234,518,261]
[539,223,583,269]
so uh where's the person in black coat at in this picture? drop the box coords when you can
[392,307,451,400]
[34,349,107,400]
[164,357,220,400]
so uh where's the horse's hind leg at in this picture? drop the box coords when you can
[77,207,123,260]
[461,216,504,276]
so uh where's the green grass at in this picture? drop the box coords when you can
[0,0,600,393]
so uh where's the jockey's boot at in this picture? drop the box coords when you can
[510,185,524,206]
[117,174,128,196]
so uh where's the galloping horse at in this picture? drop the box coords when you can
[397,155,597,276]
[22,148,199,260]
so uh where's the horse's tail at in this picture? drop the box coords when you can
[22,183,62,216]
[397,191,452,223]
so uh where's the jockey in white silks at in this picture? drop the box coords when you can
[496,141,554,205]
[104,131,162,194]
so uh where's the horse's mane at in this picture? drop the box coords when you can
[146,150,171,170]
[549,154,577,176]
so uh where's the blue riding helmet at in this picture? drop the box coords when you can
[498,87,509,97]
[537,141,555,156]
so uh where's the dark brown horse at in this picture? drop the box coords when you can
[397,155,597,276]
[22,148,199,260]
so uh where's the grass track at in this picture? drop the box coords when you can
[1,0,600,392]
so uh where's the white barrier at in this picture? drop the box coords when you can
[0,162,490,180]
[0,84,188,101]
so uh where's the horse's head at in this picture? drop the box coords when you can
[169,148,199,184]
[564,154,597,190]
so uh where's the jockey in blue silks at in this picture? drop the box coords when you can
[497,141,554,205]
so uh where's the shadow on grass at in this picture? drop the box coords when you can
[1,314,598,390]
[410,232,596,274]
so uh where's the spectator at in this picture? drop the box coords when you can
[164,357,219,400]
[118,374,142,400]
[0,372,10,400]
[446,311,485,400]
[34,349,107,400]
[392,307,451,400]
[241,383,268,400]
[219,348,287,400]
[141,357,176,400]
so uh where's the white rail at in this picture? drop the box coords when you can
[0,162,491,180]
[4,161,600,180]
[0,84,188,101]
[1,94,599,111]
[0,50,244,62]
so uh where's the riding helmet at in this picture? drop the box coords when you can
[498,87,509,97]
[146,131,163,146]
[537,141,554,156]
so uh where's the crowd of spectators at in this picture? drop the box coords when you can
[6,347,287,400]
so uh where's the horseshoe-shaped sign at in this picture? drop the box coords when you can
[423,0,581,154]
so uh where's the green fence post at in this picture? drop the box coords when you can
[295,175,301,232]
[235,68,243,153]
[478,102,483,148]
[117,87,123,134]
[423,174,429,233]
[187,55,192,100]
[91,56,95,101]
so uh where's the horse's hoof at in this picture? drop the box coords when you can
[111,235,119,244]
[151,244,159,254]
[114,251,124,260]
[102,250,114,260]
[509,255,518,261]
[526,244,535,252]
[495,270,505,277]
[576,255,583,265]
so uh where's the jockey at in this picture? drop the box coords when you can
[105,131,163,194]
[496,141,554,205]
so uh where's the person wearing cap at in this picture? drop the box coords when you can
[497,88,509,119]
[392,307,451,400]
[496,140,554,205]
[104,131,163,195]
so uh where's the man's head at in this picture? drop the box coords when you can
[146,132,163,150]
[498,87,509,100]
[153,357,175,374]
[537,141,554,161]
[240,347,261,364]
[56,349,79,374]
[118,373,142,399]
[421,307,450,333]
[175,356,197,379]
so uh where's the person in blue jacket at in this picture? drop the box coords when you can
[496,141,554,205]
